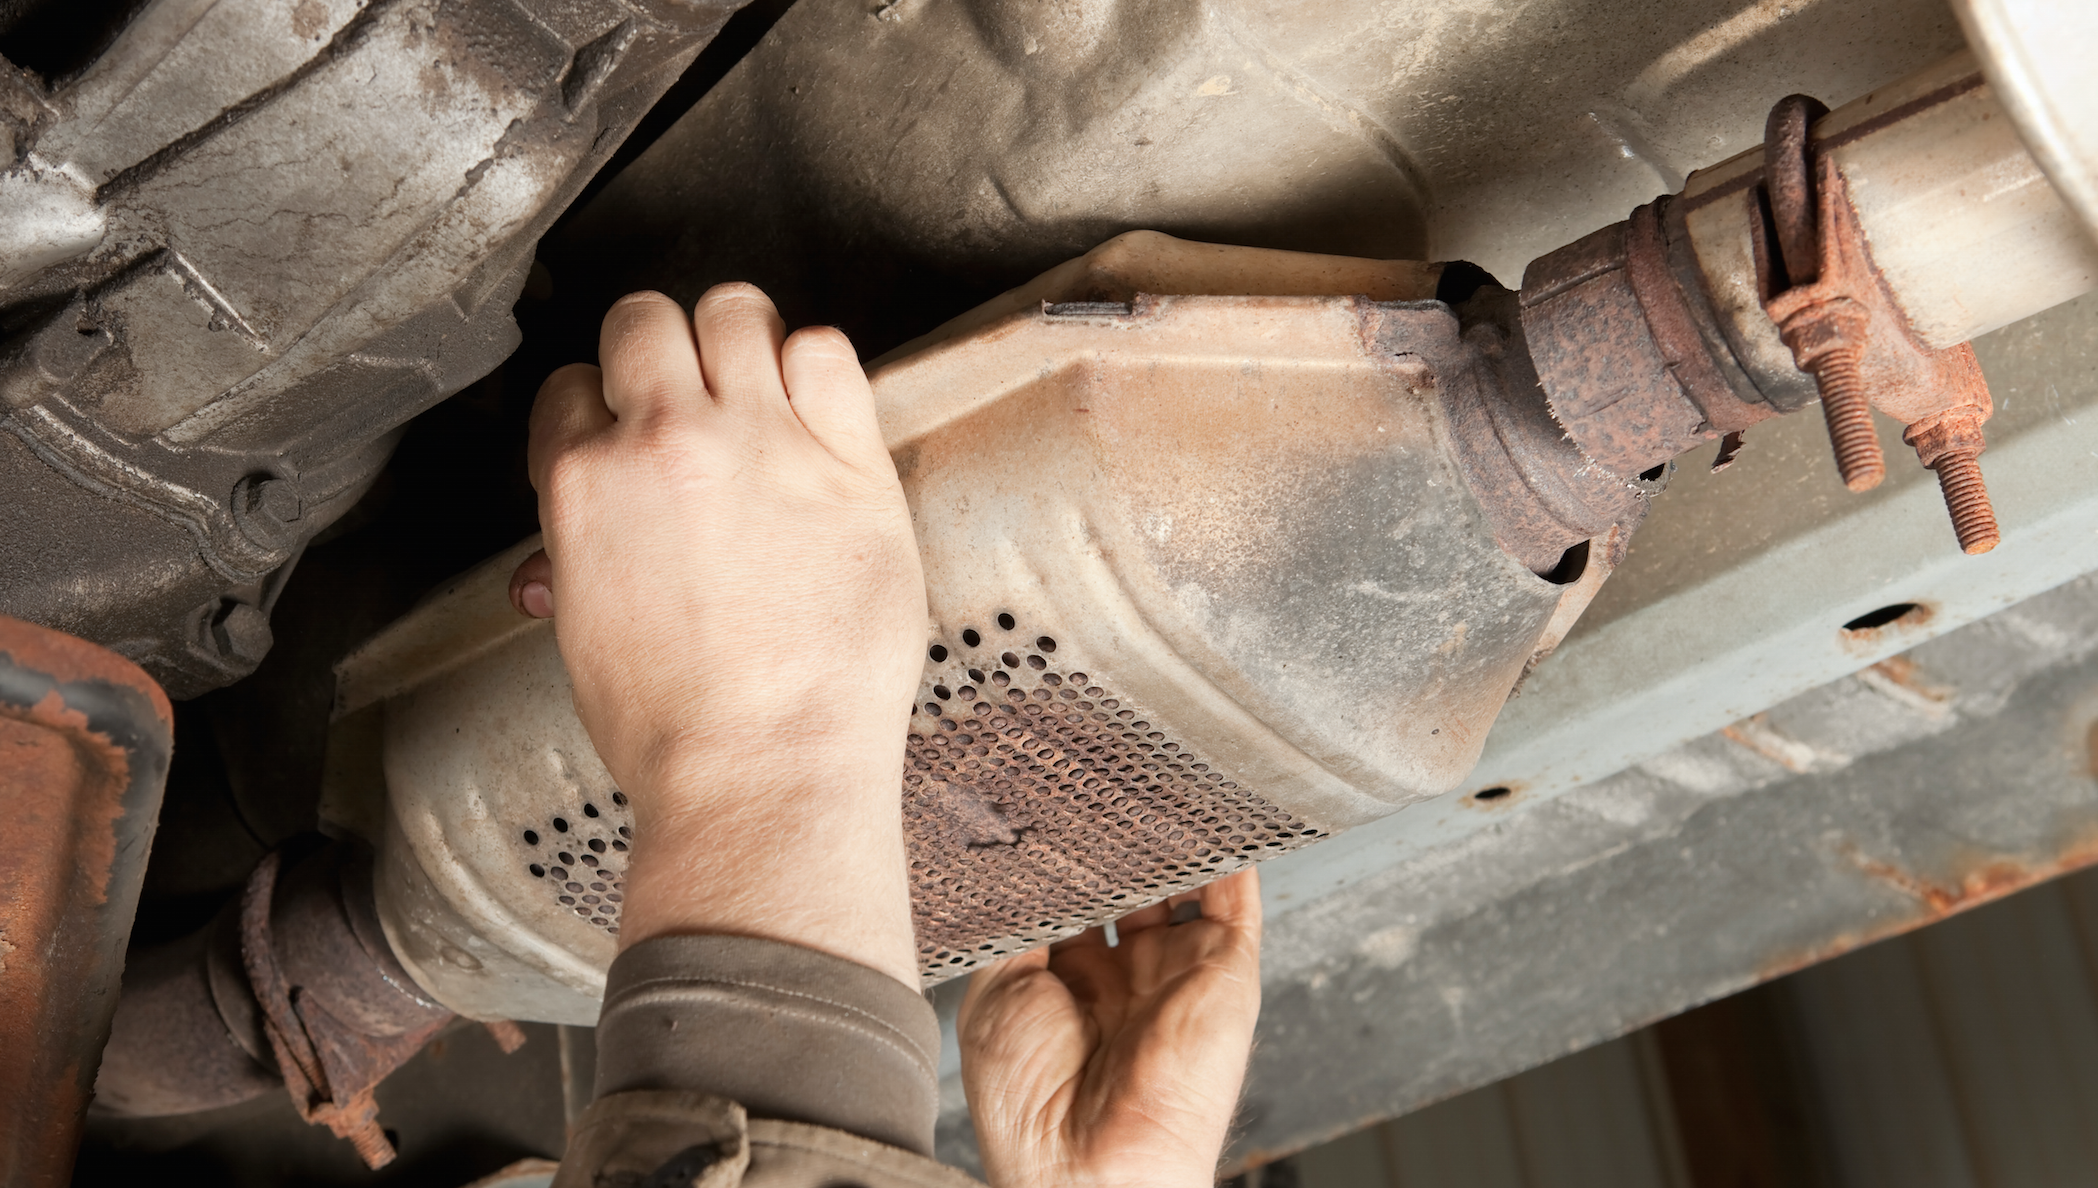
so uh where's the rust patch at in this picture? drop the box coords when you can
[1838,601,1935,654]
[1721,714,1822,774]
[1756,832,2098,981]
[0,615,172,1188]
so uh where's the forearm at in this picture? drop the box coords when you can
[617,760,919,989]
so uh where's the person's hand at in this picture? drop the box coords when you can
[958,870,1264,1188]
[522,284,926,988]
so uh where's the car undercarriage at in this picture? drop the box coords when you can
[5,0,2098,1182]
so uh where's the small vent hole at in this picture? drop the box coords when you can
[1474,786,1512,802]
[553,818,569,833]
[930,644,949,662]
[997,613,1016,630]
[963,628,982,647]
[1844,603,1922,633]
[522,830,539,845]
[1037,636,1057,653]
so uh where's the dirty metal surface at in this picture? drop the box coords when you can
[345,254,1623,1016]
[907,621,1321,976]
[1262,285,2098,917]
[0,613,172,1188]
[928,569,2098,1173]
[0,0,743,698]
[551,0,1968,361]
[1953,0,2098,248]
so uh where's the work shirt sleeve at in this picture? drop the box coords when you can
[551,934,985,1188]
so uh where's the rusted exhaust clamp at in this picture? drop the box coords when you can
[97,843,525,1170]
[1757,94,2001,554]
[240,848,457,1168]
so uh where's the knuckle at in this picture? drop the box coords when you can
[698,280,771,309]
[609,290,681,313]
[540,448,599,501]
[785,324,857,359]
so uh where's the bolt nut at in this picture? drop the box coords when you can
[209,602,274,664]
[246,476,301,523]
[232,474,304,548]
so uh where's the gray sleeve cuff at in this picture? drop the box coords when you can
[594,935,940,1157]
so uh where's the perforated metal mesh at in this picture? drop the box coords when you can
[499,615,1323,977]
[906,614,1324,979]
[517,792,633,935]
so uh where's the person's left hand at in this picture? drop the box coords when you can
[958,870,1264,1188]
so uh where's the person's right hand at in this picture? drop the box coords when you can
[958,869,1263,1188]
[522,284,927,989]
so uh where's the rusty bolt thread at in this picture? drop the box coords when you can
[344,1121,397,1169]
[1930,449,1999,555]
[1809,345,1885,491]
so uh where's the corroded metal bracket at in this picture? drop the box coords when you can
[1758,94,2001,553]
[0,615,172,1188]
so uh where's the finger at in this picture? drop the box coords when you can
[1115,900,1173,938]
[780,325,888,470]
[959,947,1049,1028]
[527,363,611,494]
[1043,944,1127,1026]
[1049,925,1110,956]
[509,549,554,618]
[1199,868,1264,941]
[691,283,789,416]
[598,291,704,422]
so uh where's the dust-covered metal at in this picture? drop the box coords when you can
[1952,0,2098,248]
[91,898,281,1119]
[326,235,1625,1013]
[0,613,171,1188]
[1202,571,2098,1173]
[1676,52,2098,393]
[550,0,1973,360]
[0,0,745,698]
